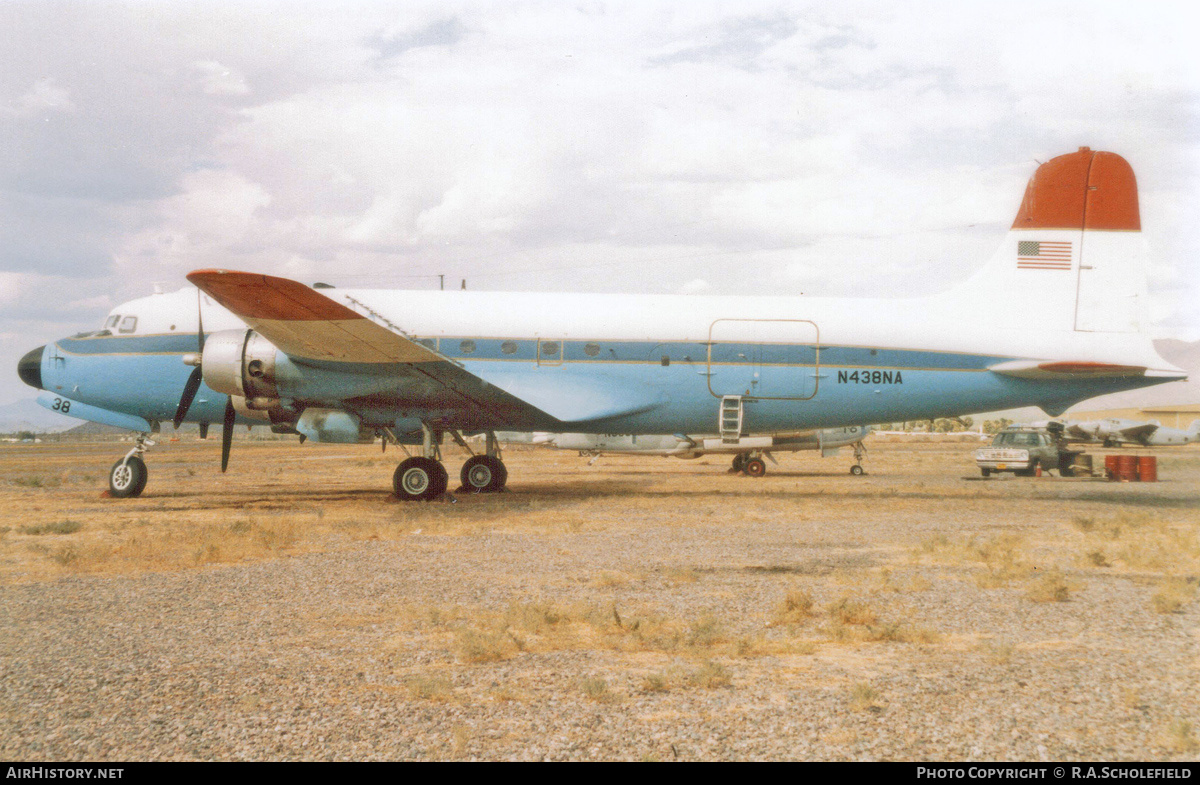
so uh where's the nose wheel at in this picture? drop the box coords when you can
[108,434,154,498]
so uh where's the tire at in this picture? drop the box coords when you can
[109,457,148,498]
[460,455,507,493]
[980,468,991,477]
[743,457,767,477]
[849,464,865,476]
[731,454,747,472]
[393,457,449,501]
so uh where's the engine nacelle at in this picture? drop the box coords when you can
[201,329,281,402]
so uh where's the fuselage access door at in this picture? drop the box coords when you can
[706,318,820,400]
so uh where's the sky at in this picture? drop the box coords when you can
[2,0,1198,404]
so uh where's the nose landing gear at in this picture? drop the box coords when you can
[108,434,154,498]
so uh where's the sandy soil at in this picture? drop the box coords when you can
[0,437,1196,760]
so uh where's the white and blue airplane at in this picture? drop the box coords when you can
[16,147,1186,500]
[520,425,872,477]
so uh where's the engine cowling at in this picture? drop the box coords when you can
[201,329,281,404]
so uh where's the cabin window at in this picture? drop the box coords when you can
[501,341,518,355]
[459,339,476,354]
[584,343,601,357]
[419,338,436,350]
[541,341,559,356]
[118,316,138,334]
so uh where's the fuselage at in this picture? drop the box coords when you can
[26,283,1178,437]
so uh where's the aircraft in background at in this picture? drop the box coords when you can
[1041,418,1200,447]
[518,425,871,476]
[17,147,1186,500]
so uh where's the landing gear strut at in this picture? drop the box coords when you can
[849,440,867,476]
[109,434,154,498]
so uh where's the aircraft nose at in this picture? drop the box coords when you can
[17,345,44,390]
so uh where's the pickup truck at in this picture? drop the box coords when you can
[975,424,1081,477]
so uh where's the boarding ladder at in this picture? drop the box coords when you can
[719,395,744,443]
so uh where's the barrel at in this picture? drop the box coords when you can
[1115,455,1139,482]
[1105,455,1120,481]
[1137,455,1157,482]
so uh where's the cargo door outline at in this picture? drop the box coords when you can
[706,319,820,400]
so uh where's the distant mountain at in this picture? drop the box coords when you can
[0,398,78,434]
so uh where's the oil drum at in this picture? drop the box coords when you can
[1105,454,1120,481]
[1116,454,1139,482]
[1137,455,1157,482]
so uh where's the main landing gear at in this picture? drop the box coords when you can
[391,426,508,501]
[730,452,769,477]
[108,434,154,498]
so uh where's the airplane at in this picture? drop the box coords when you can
[518,425,872,476]
[1040,417,1200,447]
[16,147,1187,501]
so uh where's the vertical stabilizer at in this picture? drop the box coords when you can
[941,148,1148,334]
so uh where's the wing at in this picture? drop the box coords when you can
[1064,424,1093,441]
[187,270,660,425]
[1116,423,1157,443]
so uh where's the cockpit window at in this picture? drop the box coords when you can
[104,315,120,329]
[118,316,138,334]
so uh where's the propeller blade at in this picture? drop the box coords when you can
[199,422,209,440]
[196,289,206,353]
[172,366,204,429]
[220,397,235,472]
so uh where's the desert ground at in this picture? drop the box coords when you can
[0,435,1197,761]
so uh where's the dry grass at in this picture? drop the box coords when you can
[3,439,1198,760]
[772,589,816,625]
[848,682,884,713]
[1026,568,1072,603]
[1150,577,1198,614]
[1164,719,1198,754]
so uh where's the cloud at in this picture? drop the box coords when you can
[1,0,1198,404]
[1,77,75,117]
[193,60,250,96]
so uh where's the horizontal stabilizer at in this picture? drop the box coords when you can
[988,360,1152,379]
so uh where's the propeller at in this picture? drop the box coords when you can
[172,290,206,429]
[221,397,235,472]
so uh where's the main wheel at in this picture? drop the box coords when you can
[731,454,747,472]
[980,467,992,477]
[109,457,148,498]
[849,464,865,476]
[460,455,507,493]
[393,457,449,501]
[743,457,767,477]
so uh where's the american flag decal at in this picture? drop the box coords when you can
[1017,240,1072,270]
